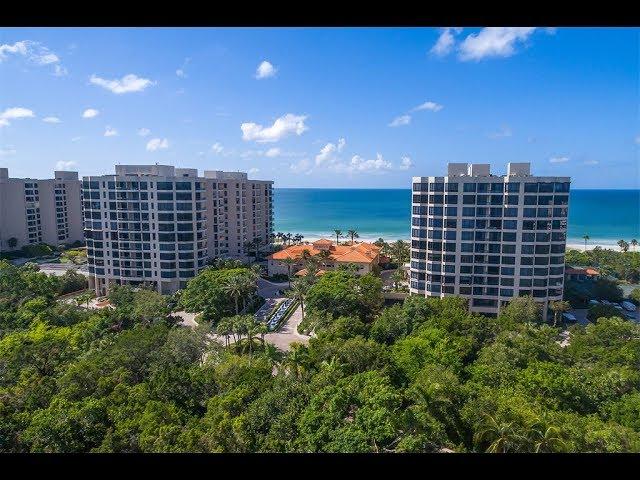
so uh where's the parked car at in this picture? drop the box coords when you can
[622,301,637,312]
[600,300,611,305]
[588,299,600,306]
[613,304,623,310]
[624,312,636,320]
[562,312,577,323]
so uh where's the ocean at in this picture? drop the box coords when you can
[273,188,640,246]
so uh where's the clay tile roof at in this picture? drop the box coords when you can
[268,241,379,264]
[313,238,333,245]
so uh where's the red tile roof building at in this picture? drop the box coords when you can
[267,239,381,277]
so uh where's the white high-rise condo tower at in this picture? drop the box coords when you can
[82,165,273,296]
[410,162,570,320]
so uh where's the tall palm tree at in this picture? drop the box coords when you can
[347,229,359,245]
[582,234,590,252]
[618,239,630,252]
[287,280,309,320]
[390,239,410,265]
[281,257,298,287]
[632,239,639,252]
[529,420,567,453]
[215,317,234,347]
[285,343,309,378]
[549,300,571,327]
[334,229,342,245]
[391,267,406,291]
[223,275,246,315]
[284,233,293,246]
[263,343,283,370]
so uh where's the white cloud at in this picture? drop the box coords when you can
[104,126,118,137]
[584,160,599,166]
[138,128,151,137]
[0,41,29,59]
[430,27,462,57]
[146,138,169,151]
[345,154,393,173]
[241,113,308,143]
[399,156,414,170]
[290,158,313,174]
[82,108,99,119]
[459,27,537,61]
[549,156,569,164]
[0,40,67,75]
[55,160,77,170]
[176,57,190,78]
[0,146,17,156]
[53,64,68,76]
[315,138,346,166]
[36,52,59,65]
[43,116,61,124]
[389,115,411,127]
[0,107,35,127]
[211,142,224,154]
[248,167,260,175]
[255,60,277,79]
[635,135,640,145]
[489,125,512,139]
[265,147,281,158]
[89,73,155,94]
[413,101,443,112]
[71,136,82,142]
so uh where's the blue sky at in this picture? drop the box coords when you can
[0,27,638,188]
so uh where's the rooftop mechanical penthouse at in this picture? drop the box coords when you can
[410,162,571,320]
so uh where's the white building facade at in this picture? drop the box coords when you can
[83,165,272,296]
[0,168,84,252]
[410,162,570,320]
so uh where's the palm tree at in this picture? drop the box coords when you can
[347,229,359,245]
[215,317,234,347]
[618,239,629,252]
[390,239,410,265]
[281,257,298,288]
[474,413,528,453]
[530,421,567,453]
[632,239,639,252]
[582,234,590,252]
[75,290,95,309]
[284,233,293,246]
[549,300,571,327]
[317,249,332,269]
[287,280,309,320]
[223,275,246,315]
[334,229,342,245]
[285,342,309,378]
[263,343,283,369]
[391,267,406,291]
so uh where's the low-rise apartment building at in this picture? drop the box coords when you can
[0,168,83,252]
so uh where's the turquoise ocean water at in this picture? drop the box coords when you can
[273,189,640,246]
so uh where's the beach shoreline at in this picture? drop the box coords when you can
[278,234,628,252]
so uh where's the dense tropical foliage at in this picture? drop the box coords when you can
[1,260,639,453]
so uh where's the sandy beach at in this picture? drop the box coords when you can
[284,235,629,252]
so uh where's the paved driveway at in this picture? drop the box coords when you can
[257,278,289,298]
